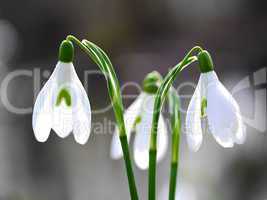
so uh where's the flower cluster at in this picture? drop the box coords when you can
[31,37,247,200]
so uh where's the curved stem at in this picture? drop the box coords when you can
[168,87,181,200]
[148,47,202,200]
[66,35,139,200]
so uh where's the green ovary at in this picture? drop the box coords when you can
[133,116,142,130]
[201,98,207,117]
[56,88,72,107]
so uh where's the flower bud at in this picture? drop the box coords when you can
[142,71,162,94]
[198,50,214,73]
[58,40,74,63]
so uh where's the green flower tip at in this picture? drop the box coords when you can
[142,71,162,94]
[58,40,74,63]
[198,50,214,73]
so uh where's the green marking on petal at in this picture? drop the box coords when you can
[201,98,207,117]
[132,116,142,130]
[56,88,72,107]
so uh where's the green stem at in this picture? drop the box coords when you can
[149,149,157,200]
[66,35,139,200]
[168,88,181,200]
[120,135,139,199]
[148,46,202,200]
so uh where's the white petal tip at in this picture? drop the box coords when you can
[74,134,90,145]
[217,141,234,149]
[32,125,51,143]
[187,134,202,152]
[134,150,149,170]
[110,153,123,160]
[54,130,71,139]
[34,136,49,143]
[78,142,87,145]
[73,119,91,145]
[235,136,246,145]
[110,131,124,160]
[32,113,52,143]
[33,130,50,143]
[235,125,247,145]
[75,140,88,145]
[73,126,91,145]
[110,147,123,160]
[222,144,234,148]
[136,162,148,170]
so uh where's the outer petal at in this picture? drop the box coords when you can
[157,114,168,164]
[235,114,246,144]
[110,93,144,159]
[32,66,57,142]
[185,76,203,152]
[205,71,246,147]
[134,94,168,170]
[72,78,91,145]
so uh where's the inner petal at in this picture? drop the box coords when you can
[52,86,73,138]
[52,102,73,138]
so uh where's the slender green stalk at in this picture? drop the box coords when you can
[168,88,181,200]
[148,46,202,200]
[66,35,139,200]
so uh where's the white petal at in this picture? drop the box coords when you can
[110,93,144,159]
[33,61,92,144]
[52,103,73,138]
[72,76,92,145]
[54,61,74,85]
[185,76,203,152]
[110,132,122,160]
[134,94,167,170]
[51,62,84,139]
[32,64,58,142]
[157,114,168,163]
[205,71,245,147]
[32,78,53,142]
[52,62,91,140]
[235,114,246,144]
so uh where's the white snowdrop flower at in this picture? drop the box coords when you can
[32,40,91,145]
[186,51,246,152]
[110,72,168,170]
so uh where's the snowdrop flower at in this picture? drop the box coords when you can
[110,71,168,170]
[186,51,246,152]
[32,40,91,144]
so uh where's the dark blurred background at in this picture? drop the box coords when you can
[0,0,266,199]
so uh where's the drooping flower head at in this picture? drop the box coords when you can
[186,51,246,151]
[32,40,91,144]
[110,71,168,170]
